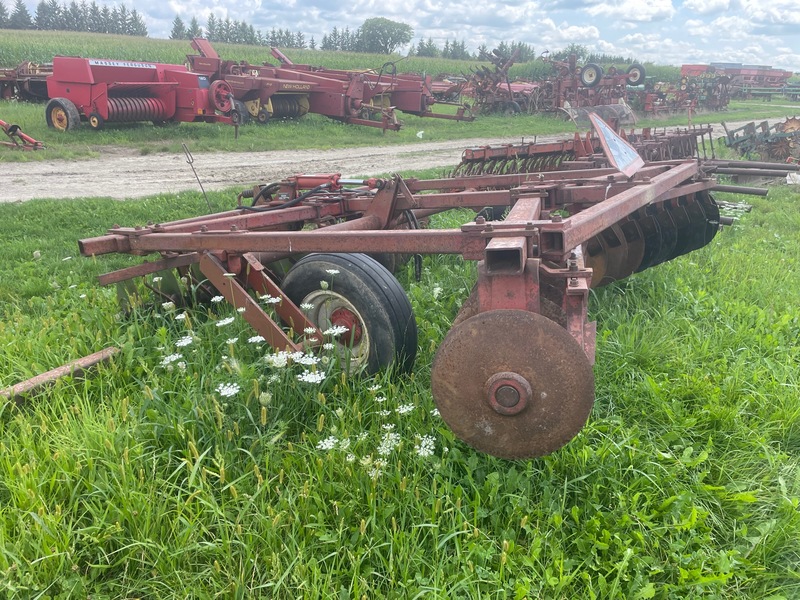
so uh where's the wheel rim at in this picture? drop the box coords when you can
[301,289,371,368]
[89,115,101,129]
[51,107,68,131]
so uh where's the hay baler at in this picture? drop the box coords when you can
[44,55,233,131]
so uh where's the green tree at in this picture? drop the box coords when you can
[186,16,202,38]
[9,0,33,28]
[205,13,217,40]
[0,0,8,28]
[170,15,185,39]
[356,17,412,54]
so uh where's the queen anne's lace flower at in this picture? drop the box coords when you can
[216,382,240,397]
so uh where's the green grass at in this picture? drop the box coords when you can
[2,96,798,164]
[0,170,799,597]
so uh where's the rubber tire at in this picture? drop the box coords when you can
[626,63,646,86]
[257,108,270,124]
[231,99,250,125]
[45,97,81,131]
[281,253,417,375]
[503,101,521,115]
[88,112,104,130]
[580,63,603,88]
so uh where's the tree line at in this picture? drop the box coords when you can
[0,0,147,36]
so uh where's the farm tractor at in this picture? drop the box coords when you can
[42,55,233,131]
[186,38,474,131]
[77,117,798,459]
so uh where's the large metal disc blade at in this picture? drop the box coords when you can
[432,310,595,459]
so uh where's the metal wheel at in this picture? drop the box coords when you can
[88,112,104,130]
[580,63,603,88]
[281,253,417,374]
[432,310,594,459]
[209,80,233,112]
[257,108,270,124]
[45,97,81,131]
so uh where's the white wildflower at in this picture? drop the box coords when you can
[216,317,235,327]
[223,272,236,278]
[237,307,246,313]
[176,361,187,372]
[375,395,387,403]
[175,312,186,321]
[211,295,224,303]
[382,423,396,431]
[319,280,329,290]
[415,435,436,458]
[259,391,272,406]
[346,453,356,463]
[323,325,349,337]
[226,337,239,345]
[325,269,340,275]
[248,335,266,344]
[160,353,183,366]
[430,408,440,417]
[80,294,87,299]
[322,342,335,351]
[176,335,194,348]
[216,382,241,397]
[304,327,317,335]
[368,384,381,392]
[264,352,289,368]
[267,374,280,384]
[295,353,321,366]
[297,370,326,384]
[396,403,414,415]
[379,409,391,417]
[152,276,163,283]
[378,432,401,456]
[432,286,442,299]
[261,295,282,305]
[161,301,176,311]
[316,436,338,450]
[300,303,314,311]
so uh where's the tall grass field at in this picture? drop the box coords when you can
[0,173,798,597]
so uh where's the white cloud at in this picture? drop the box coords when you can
[587,0,676,22]
[682,0,728,14]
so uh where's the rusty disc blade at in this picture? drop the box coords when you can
[431,309,595,459]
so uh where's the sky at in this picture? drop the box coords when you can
[21,0,800,72]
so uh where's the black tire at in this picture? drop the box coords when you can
[281,253,417,374]
[580,63,603,88]
[626,63,646,86]
[503,101,521,115]
[231,99,250,125]
[88,112,104,130]
[45,97,80,131]
[257,108,270,124]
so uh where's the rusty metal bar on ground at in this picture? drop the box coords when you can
[1,347,119,404]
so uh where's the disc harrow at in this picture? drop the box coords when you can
[452,126,714,177]
[78,120,779,460]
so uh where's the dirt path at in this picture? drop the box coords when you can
[0,119,780,203]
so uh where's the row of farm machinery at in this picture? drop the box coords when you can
[0,38,473,133]
[2,43,798,138]
[76,116,800,459]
